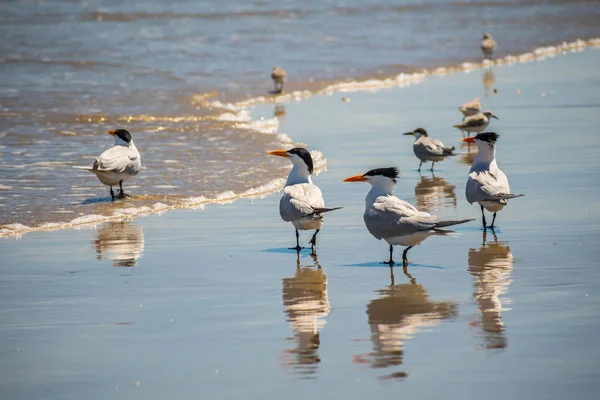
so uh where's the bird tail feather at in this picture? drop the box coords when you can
[435,218,475,228]
[304,207,343,218]
[443,146,456,155]
[485,193,524,201]
[73,166,93,171]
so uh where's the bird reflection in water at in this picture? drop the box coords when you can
[353,267,457,381]
[273,104,286,118]
[94,221,144,267]
[414,172,457,212]
[468,230,514,349]
[281,254,330,378]
[482,67,496,98]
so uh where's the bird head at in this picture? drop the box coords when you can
[343,167,399,192]
[108,129,133,147]
[462,132,499,150]
[483,33,492,40]
[268,147,314,174]
[482,110,498,120]
[403,128,428,139]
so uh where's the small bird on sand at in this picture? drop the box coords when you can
[343,167,473,266]
[458,97,482,118]
[271,66,287,93]
[463,132,523,229]
[481,33,496,60]
[454,111,498,136]
[269,148,341,255]
[74,129,141,200]
[403,128,455,172]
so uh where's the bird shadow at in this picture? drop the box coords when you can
[342,261,444,270]
[81,196,114,205]
[262,247,313,256]
[268,89,284,95]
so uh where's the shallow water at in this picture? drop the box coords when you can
[2,0,600,230]
[1,49,599,399]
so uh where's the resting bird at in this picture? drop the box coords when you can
[269,148,341,255]
[458,97,481,118]
[271,66,287,93]
[453,110,498,136]
[75,129,141,200]
[343,167,473,266]
[403,128,455,171]
[481,33,496,60]
[463,132,523,229]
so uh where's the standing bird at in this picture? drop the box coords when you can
[403,128,455,172]
[481,33,496,60]
[271,66,287,94]
[343,168,473,266]
[458,97,481,118]
[463,132,523,229]
[453,110,498,136]
[74,129,141,200]
[269,148,341,255]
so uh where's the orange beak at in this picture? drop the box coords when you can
[343,174,367,182]
[268,150,289,158]
[108,130,116,137]
[462,137,475,143]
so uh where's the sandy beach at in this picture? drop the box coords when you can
[1,46,600,399]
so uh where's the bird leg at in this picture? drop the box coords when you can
[489,212,497,229]
[383,244,395,266]
[289,229,302,252]
[309,229,320,256]
[118,180,127,199]
[430,162,435,171]
[481,205,487,230]
[110,186,115,201]
[418,161,422,172]
[402,246,413,266]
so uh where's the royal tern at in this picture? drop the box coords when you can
[453,110,498,136]
[403,128,455,171]
[269,148,341,255]
[271,66,287,93]
[463,132,523,229]
[74,129,141,200]
[458,97,481,118]
[343,167,473,266]
[481,33,497,60]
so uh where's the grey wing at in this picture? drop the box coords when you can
[365,196,439,239]
[461,115,485,128]
[93,147,141,175]
[466,171,510,203]
[279,184,324,222]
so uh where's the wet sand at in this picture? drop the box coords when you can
[1,50,600,399]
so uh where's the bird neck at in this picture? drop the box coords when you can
[472,143,496,169]
[285,163,312,186]
[366,177,397,203]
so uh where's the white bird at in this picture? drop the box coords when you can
[269,148,341,255]
[458,97,481,118]
[481,33,496,60]
[74,129,141,200]
[343,168,473,266]
[453,110,498,136]
[463,132,523,229]
[271,66,287,93]
[403,128,455,171]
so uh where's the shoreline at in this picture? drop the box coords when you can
[2,37,598,238]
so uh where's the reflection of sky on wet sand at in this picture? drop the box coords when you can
[468,231,514,350]
[281,255,330,378]
[354,268,457,380]
[414,172,457,212]
[94,221,144,267]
